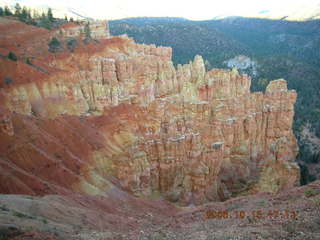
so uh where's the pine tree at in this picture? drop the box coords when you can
[84,22,91,39]
[20,6,28,22]
[0,7,4,16]
[49,37,60,47]
[8,52,17,61]
[14,3,21,16]
[4,6,13,16]
[48,37,62,53]
[25,58,32,65]
[47,8,53,22]
[26,9,32,23]
[40,12,52,29]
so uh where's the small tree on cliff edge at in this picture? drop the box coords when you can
[84,22,91,39]
[14,3,21,16]
[48,37,62,53]
[8,52,18,61]
[20,7,28,22]
[47,8,54,22]
[4,6,13,16]
[40,12,52,29]
[25,57,32,65]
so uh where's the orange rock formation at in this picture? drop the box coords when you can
[0,18,300,205]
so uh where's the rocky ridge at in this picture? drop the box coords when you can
[0,18,299,205]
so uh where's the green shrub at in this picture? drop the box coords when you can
[257,200,269,206]
[49,37,60,47]
[25,58,32,65]
[12,210,35,219]
[12,210,27,218]
[305,188,317,198]
[3,78,12,85]
[67,39,78,52]
[48,37,62,53]
[0,205,9,211]
[7,52,17,61]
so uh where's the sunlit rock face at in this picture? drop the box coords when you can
[59,20,110,39]
[0,19,299,205]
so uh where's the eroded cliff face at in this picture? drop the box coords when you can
[0,18,299,205]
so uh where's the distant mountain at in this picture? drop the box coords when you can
[209,3,320,21]
[110,17,320,183]
[254,3,320,21]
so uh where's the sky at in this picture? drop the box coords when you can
[1,0,320,20]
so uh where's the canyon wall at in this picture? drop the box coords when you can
[0,18,300,205]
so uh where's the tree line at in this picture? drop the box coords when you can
[0,3,74,29]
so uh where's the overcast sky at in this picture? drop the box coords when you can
[1,0,319,20]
